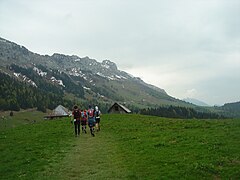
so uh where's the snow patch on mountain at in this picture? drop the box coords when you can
[33,67,47,76]
[14,72,37,87]
[69,68,86,78]
[96,72,128,81]
[101,64,110,69]
[96,72,115,80]
[83,86,91,90]
[96,92,105,98]
[74,59,81,62]
[51,77,65,87]
[120,75,128,79]
[96,72,106,78]
[115,75,122,79]
[27,79,37,87]
[108,76,116,80]
[13,72,20,78]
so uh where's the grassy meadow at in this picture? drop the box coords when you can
[0,112,239,179]
[0,109,46,130]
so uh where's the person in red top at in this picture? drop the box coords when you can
[81,109,88,134]
[72,105,81,136]
[87,105,95,137]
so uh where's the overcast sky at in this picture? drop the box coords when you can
[0,0,239,105]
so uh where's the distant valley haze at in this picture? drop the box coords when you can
[0,0,239,106]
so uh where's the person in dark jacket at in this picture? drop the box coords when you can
[72,105,81,136]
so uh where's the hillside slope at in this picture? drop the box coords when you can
[183,98,209,106]
[218,101,240,118]
[0,37,192,108]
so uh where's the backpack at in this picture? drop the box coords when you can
[73,110,80,119]
[88,109,94,118]
[82,111,87,120]
[95,110,100,117]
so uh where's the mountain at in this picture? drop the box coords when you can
[1,37,240,117]
[217,101,240,118]
[1,37,196,111]
[183,98,209,106]
[3,36,240,119]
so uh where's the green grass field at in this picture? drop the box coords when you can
[0,109,46,130]
[0,113,239,179]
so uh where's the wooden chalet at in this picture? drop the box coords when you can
[44,105,70,119]
[108,102,131,114]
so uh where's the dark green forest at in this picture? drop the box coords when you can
[217,102,240,118]
[0,71,73,112]
[9,64,84,98]
[140,106,225,119]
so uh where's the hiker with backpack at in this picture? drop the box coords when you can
[81,109,88,134]
[72,105,81,137]
[87,105,95,137]
[94,106,101,131]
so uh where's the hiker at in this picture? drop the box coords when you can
[81,109,88,134]
[94,106,101,131]
[87,105,95,137]
[72,105,81,136]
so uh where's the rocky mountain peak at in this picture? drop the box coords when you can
[101,60,118,71]
[0,37,173,107]
[52,53,66,58]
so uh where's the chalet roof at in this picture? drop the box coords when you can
[118,103,131,113]
[108,102,131,113]
[52,105,70,116]
[44,105,70,119]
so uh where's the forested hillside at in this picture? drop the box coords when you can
[218,101,240,118]
[140,106,225,119]
[0,71,73,112]
[9,64,84,98]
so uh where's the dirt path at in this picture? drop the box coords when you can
[38,129,130,179]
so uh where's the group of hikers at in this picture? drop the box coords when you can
[72,105,101,137]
